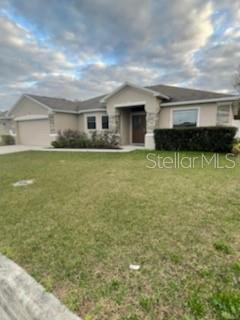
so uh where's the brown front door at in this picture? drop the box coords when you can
[132,114,146,144]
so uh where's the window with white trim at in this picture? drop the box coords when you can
[87,116,96,129]
[217,104,230,125]
[102,115,109,129]
[172,109,198,128]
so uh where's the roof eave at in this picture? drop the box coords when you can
[78,108,106,114]
[51,109,78,114]
[161,96,240,107]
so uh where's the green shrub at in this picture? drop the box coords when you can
[52,130,90,148]
[1,135,15,145]
[154,126,237,153]
[91,130,120,149]
[232,141,240,155]
[52,129,120,149]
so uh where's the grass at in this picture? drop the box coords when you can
[0,150,240,320]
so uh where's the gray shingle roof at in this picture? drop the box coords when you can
[27,94,80,112]
[25,84,237,113]
[27,94,107,112]
[146,84,236,102]
[77,94,106,112]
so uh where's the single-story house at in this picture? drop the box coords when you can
[0,111,13,143]
[5,82,240,148]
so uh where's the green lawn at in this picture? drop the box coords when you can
[0,151,240,320]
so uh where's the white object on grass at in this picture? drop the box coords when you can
[129,264,141,271]
[13,180,34,187]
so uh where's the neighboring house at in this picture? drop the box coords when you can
[7,82,240,148]
[0,111,13,142]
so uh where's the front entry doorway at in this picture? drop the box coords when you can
[132,114,146,144]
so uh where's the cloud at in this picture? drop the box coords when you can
[0,0,239,110]
[192,0,240,91]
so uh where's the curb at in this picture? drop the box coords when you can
[0,254,81,320]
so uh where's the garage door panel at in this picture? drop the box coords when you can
[18,119,50,146]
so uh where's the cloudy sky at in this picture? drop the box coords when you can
[0,0,240,110]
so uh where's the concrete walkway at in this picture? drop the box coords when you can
[0,145,32,155]
[33,145,145,152]
[0,145,145,155]
[0,254,81,320]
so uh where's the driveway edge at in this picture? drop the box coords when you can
[0,254,81,320]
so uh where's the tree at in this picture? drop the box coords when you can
[233,64,240,93]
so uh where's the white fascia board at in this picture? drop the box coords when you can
[15,115,49,121]
[161,96,240,107]
[100,81,170,103]
[52,109,78,114]
[78,108,106,114]
[114,101,146,108]
[45,108,106,114]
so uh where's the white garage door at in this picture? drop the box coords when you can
[18,119,51,146]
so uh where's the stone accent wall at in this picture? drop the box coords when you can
[49,113,55,134]
[0,254,81,320]
[146,112,159,133]
[109,113,120,134]
[108,113,121,145]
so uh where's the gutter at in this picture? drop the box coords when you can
[161,96,240,107]
[14,115,49,121]
[51,108,106,114]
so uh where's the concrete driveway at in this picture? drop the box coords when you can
[0,145,32,155]
[0,254,81,320]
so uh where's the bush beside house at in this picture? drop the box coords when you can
[232,139,240,155]
[154,126,237,153]
[52,129,120,149]
[0,135,15,146]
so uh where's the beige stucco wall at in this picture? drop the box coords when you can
[9,96,49,118]
[81,111,108,133]
[54,113,78,132]
[120,110,131,145]
[158,103,219,128]
[78,114,84,131]
[199,104,218,126]
[106,86,160,114]
[158,108,170,128]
